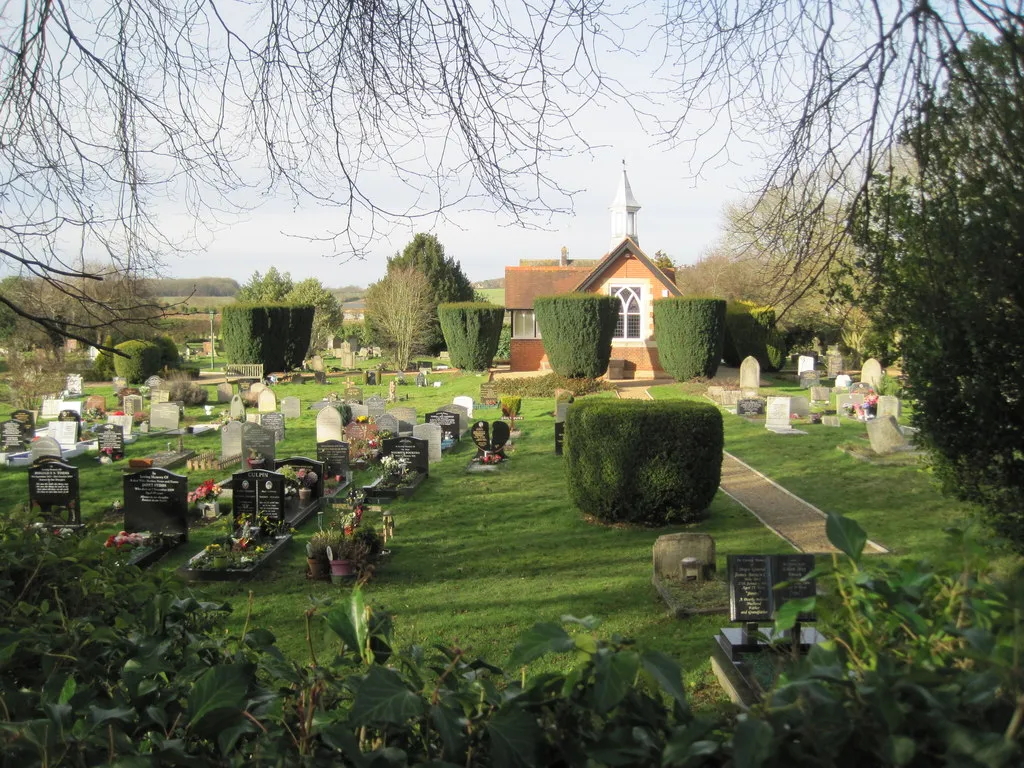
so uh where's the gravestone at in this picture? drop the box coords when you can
[850,381,874,396]
[314,371,327,385]
[826,351,845,378]
[765,397,794,433]
[344,385,363,404]
[315,406,344,443]
[281,396,301,419]
[237,380,253,394]
[85,395,106,413]
[145,375,164,389]
[789,396,810,418]
[453,395,474,419]
[721,390,740,406]
[555,402,570,422]
[341,350,356,369]
[426,411,459,444]
[57,409,81,439]
[249,382,267,397]
[382,436,429,475]
[349,403,369,420]
[480,382,498,405]
[261,412,285,442]
[50,420,80,448]
[1,416,32,453]
[388,406,417,433]
[736,398,766,416]
[258,389,277,413]
[834,373,853,389]
[374,413,400,436]
[413,422,443,463]
[317,440,350,479]
[739,356,761,391]
[797,355,816,375]
[866,416,912,455]
[107,413,133,435]
[97,424,125,460]
[311,355,325,372]
[365,370,377,386]
[799,370,821,389]
[810,386,831,403]
[706,386,724,404]
[229,395,246,421]
[652,533,717,581]
[241,421,277,465]
[150,402,180,431]
[28,459,81,525]
[443,403,470,433]
[123,468,188,537]
[471,420,510,456]
[231,468,286,531]
[10,409,35,435]
[554,421,565,455]
[31,436,63,462]
[221,421,243,460]
[366,395,386,418]
[415,372,426,387]
[247,413,261,424]
[876,395,901,420]
[822,415,841,427]
[727,554,816,623]
[123,394,144,417]
[861,358,883,389]
[41,399,64,419]
[217,383,233,402]
[150,389,171,404]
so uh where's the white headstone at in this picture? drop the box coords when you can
[316,406,344,443]
[797,355,815,375]
[835,374,853,388]
[861,358,883,390]
[413,422,443,463]
[229,395,245,420]
[107,413,133,436]
[765,397,799,434]
[258,389,277,413]
[453,395,474,419]
[65,374,83,395]
[739,356,761,392]
[49,421,79,448]
[41,399,64,419]
[249,382,267,396]
[311,355,325,372]
[221,421,243,460]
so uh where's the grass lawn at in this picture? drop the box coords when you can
[476,288,504,305]
[0,368,996,709]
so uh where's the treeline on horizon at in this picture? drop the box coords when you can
[145,277,370,302]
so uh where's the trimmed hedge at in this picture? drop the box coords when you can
[565,399,723,525]
[221,304,314,372]
[152,334,180,369]
[723,301,786,371]
[113,340,161,384]
[534,294,617,378]
[437,302,505,370]
[653,298,726,380]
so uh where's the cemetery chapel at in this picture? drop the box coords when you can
[504,165,680,378]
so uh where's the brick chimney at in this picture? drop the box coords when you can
[560,246,568,266]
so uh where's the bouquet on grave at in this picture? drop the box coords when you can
[105,531,151,550]
[188,479,222,504]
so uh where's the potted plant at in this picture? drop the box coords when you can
[296,467,319,504]
[327,536,355,583]
[188,478,223,519]
[306,530,332,580]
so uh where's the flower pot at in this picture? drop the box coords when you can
[212,556,228,569]
[307,557,328,580]
[298,487,312,503]
[200,501,220,520]
[330,559,355,577]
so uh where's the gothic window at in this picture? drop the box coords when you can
[611,285,642,340]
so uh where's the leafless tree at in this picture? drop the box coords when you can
[364,267,433,370]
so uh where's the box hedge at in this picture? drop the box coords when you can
[533,294,617,378]
[221,304,314,372]
[653,298,726,380]
[437,302,505,370]
[565,399,723,525]
[113,340,162,384]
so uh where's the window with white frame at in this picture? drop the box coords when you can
[611,285,642,340]
[512,309,541,339]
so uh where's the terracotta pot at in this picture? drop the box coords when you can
[308,557,328,580]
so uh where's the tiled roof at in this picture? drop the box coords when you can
[504,265,594,309]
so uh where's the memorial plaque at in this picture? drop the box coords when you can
[736,398,766,416]
[317,440,350,478]
[151,389,171,404]
[97,423,125,460]
[281,396,301,419]
[28,460,81,525]
[365,395,386,418]
[261,412,285,442]
[471,421,490,453]
[123,468,188,537]
[344,386,363,404]
[231,469,286,530]
[480,382,498,405]
[554,421,565,455]
[382,436,429,475]
[426,411,459,443]
[1,416,32,452]
[241,421,277,465]
[728,555,773,622]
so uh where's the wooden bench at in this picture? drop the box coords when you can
[225,364,264,379]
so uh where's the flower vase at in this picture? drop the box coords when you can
[200,501,220,520]
[212,556,228,569]
[298,487,312,504]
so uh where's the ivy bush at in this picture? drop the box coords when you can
[112,340,161,383]
[437,302,505,371]
[533,294,617,378]
[565,399,723,524]
[653,297,727,380]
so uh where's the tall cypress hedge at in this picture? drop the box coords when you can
[565,399,723,525]
[437,302,505,371]
[113,340,161,384]
[653,298,726,380]
[222,304,314,372]
[533,294,617,379]
[722,301,786,371]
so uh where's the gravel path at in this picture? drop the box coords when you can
[615,386,653,400]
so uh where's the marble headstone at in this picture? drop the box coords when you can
[315,406,344,443]
[412,422,443,463]
[258,389,277,413]
[739,356,761,392]
[453,395,474,419]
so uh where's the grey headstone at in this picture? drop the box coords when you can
[810,386,831,403]
[721,390,740,406]
[221,421,243,460]
[229,395,246,421]
[799,370,821,389]
[315,406,343,443]
[365,395,386,418]
[123,395,144,416]
[826,352,845,378]
[822,415,841,427]
[374,413,399,436]
[652,533,716,581]
[107,413,133,435]
[555,402,570,423]
[453,395,474,418]
[739,356,761,391]
[281,396,301,419]
[311,355,325,372]
[31,436,63,461]
[861,358,883,389]
[413,422,443,463]
[867,416,912,454]
[349,403,369,420]
[217,383,233,402]
[876,395,901,420]
[789,396,810,418]
[257,389,277,413]
[144,375,164,389]
[443,404,470,433]
[261,412,285,442]
[241,421,276,464]
[388,406,417,434]
[150,402,180,431]
[836,393,854,413]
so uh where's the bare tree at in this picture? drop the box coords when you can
[365,267,433,370]
[0,1,615,346]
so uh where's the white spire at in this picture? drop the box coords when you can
[609,160,640,250]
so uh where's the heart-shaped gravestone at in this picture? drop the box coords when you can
[490,421,510,455]
[471,420,490,453]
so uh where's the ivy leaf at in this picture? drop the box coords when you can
[324,588,369,662]
[431,704,467,762]
[826,512,867,562]
[774,598,816,632]
[186,665,249,731]
[509,623,575,667]
[641,651,689,710]
[58,676,76,705]
[887,735,916,766]
[732,716,773,768]
[486,708,540,768]
[592,651,640,713]
[349,666,426,726]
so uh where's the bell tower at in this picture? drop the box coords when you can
[609,161,640,250]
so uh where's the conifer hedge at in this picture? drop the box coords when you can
[437,302,505,370]
[222,304,314,372]
[722,301,786,371]
[113,340,162,383]
[565,399,723,525]
[533,294,617,379]
[653,298,726,380]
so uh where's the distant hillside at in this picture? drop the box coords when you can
[145,277,240,297]
[331,285,366,302]
[472,277,504,289]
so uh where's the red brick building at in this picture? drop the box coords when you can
[504,168,680,379]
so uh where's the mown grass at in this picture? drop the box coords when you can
[0,368,996,709]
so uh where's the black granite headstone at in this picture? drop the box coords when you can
[10,409,35,435]
[314,371,327,385]
[123,468,188,537]
[554,421,565,456]
[728,554,817,623]
[471,421,490,453]
[426,411,459,443]
[490,421,510,455]
[97,423,125,460]
[736,398,767,416]
[28,460,81,525]
[275,456,326,500]
[317,440,350,479]
[1,417,31,452]
[232,469,286,531]
[382,436,429,475]
[366,370,377,386]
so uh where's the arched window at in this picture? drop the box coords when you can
[611,285,642,339]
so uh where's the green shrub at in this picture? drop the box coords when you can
[723,301,786,371]
[565,399,723,525]
[152,334,180,369]
[495,373,613,398]
[499,395,521,417]
[533,294,617,378]
[221,304,314,372]
[495,324,511,360]
[112,340,161,384]
[167,372,209,406]
[284,304,315,369]
[653,297,726,380]
[437,302,505,370]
